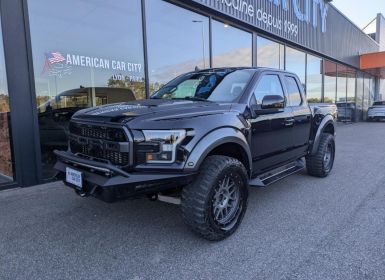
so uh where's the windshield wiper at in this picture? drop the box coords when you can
[183,96,212,102]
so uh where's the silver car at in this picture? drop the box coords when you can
[368,101,385,121]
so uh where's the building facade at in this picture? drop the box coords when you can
[0,0,384,188]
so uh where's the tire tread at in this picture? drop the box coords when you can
[306,133,335,178]
[181,155,248,241]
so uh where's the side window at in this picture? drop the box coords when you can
[253,75,284,104]
[285,76,302,106]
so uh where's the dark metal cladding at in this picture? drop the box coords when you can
[183,0,379,68]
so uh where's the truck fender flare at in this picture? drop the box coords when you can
[311,115,336,155]
[184,127,252,174]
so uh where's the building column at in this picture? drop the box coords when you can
[0,0,42,186]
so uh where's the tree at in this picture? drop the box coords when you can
[107,75,146,99]
[0,94,10,112]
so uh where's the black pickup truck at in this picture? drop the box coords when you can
[55,68,337,241]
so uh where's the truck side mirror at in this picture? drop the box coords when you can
[249,95,285,117]
[261,95,285,110]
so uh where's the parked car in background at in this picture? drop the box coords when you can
[368,101,385,121]
[336,101,356,122]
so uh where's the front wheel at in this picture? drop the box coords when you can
[306,133,335,178]
[181,155,248,241]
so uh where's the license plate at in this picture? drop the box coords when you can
[66,167,83,189]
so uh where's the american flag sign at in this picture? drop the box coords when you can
[46,52,66,64]
[41,51,71,77]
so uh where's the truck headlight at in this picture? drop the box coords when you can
[142,130,186,163]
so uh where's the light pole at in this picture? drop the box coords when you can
[192,20,206,69]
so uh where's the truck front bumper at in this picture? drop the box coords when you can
[54,150,196,202]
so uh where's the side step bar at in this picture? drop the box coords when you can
[249,159,305,188]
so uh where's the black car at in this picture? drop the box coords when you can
[336,101,356,122]
[55,68,337,241]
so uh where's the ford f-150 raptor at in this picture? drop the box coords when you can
[55,67,337,241]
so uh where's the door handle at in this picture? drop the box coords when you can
[284,118,295,127]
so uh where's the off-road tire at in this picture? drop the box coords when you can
[181,155,248,241]
[306,133,335,178]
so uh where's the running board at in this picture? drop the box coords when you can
[249,159,305,188]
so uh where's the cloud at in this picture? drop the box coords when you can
[150,47,252,84]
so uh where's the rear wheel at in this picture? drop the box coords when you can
[181,155,248,241]
[306,133,335,178]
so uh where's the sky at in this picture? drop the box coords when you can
[332,0,385,32]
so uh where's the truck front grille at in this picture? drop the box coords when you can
[69,122,127,142]
[69,122,130,166]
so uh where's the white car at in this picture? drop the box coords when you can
[368,101,385,121]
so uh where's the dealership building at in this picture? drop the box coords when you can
[1,0,385,189]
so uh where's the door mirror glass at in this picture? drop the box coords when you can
[261,95,285,109]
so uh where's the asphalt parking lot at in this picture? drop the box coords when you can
[1,123,385,280]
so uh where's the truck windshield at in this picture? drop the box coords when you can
[151,69,254,102]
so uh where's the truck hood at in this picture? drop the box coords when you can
[73,99,234,123]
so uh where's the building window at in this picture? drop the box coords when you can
[379,79,385,101]
[285,47,306,86]
[146,0,209,92]
[306,54,323,103]
[324,60,337,103]
[369,76,376,105]
[211,20,252,68]
[356,72,364,122]
[0,21,14,184]
[346,67,356,102]
[336,65,359,122]
[337,64,347,103]
[28,0,145,179]
[257,36,284,70]
[336,67,357,122]
[363,75,371,120]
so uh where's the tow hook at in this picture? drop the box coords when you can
[147,193,181,205]
[77,190,88,197]
[147,194,158,201]
[75,185,97,198]
[75,189,89,197]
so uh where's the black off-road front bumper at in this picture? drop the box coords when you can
[54,150,196,202]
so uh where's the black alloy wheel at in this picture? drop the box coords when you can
[181,155,248,241]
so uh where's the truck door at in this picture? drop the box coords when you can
[283,75,312,157]
[249,74,294,175]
